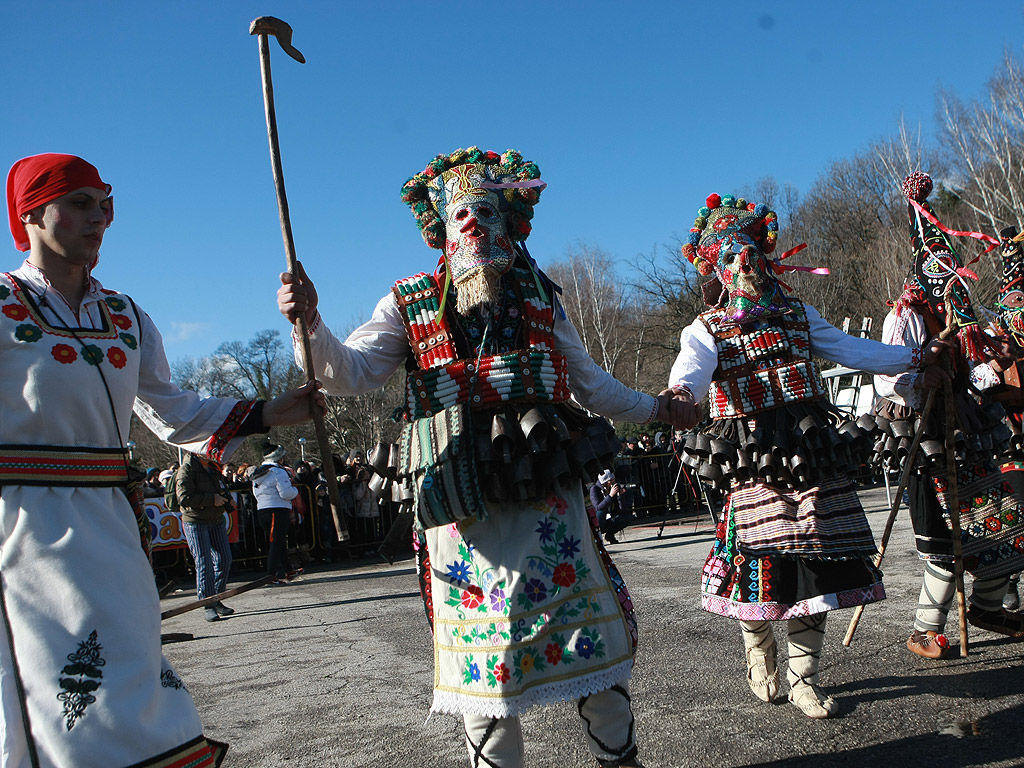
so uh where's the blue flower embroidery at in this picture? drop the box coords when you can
[445,560,471,586]
[535,519,555,542]
[524,579,547,603]
[575,635,595,659]
[469,662,480,682]
[558,535,581,560]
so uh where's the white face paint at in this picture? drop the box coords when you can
[444,197,516,284]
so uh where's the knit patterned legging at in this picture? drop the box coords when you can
[914,561,1010,633]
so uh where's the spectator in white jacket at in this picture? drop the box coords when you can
[252,442,301,584]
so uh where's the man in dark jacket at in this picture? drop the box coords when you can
[177,452,235,621]
[590,469,632,545]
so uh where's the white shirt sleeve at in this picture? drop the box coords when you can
[874,308,928,410]
[133,307,253,458]
[297,293,410,397]
[805,304,917,374]
[554,314,659,423]
[668,317,717,401]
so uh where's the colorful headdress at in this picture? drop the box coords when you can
[900,172,999,362]
[400,148,544,250]
[682,194,778,275]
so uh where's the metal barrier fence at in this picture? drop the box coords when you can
[611,451,717,520]
[151,483,409,581]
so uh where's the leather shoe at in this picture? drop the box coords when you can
[213,602,234,617]
[906,629,949,659]
[203,607,220,622]
[966,607,1024,638]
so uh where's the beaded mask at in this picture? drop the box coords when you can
[682,194,790,324]
[996,226,1024,347]
[428,164,518,283]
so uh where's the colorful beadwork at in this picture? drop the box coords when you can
[702,301,825,418]
[394,269,570,419]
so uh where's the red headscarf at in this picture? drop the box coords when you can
[7,154,112,252]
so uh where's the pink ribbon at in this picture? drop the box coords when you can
[908,198,1000,257]
[479,179,548,191]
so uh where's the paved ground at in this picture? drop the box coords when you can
[161,485,1024,768]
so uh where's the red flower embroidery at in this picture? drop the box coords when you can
[107,347,127,369]
[110,314,132,330]
[493,663,510,684]
[460,585,484,610]
[544,643,563,665]
[51,344,78,364]
[547,495,568,515]
[552,562,577,588]
[3,304,28,321]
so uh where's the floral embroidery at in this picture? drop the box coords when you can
[547,494,568,515]
[488,586,507,612]
[484,655,511,686]
[462,658,481,684]
[521,578,548,606]
[460,585,485,610]
[15,324,42,343]
[104,296,127,311]
[446,559,471,585]
[160,667,186,690]
[535,519,556,542]
[3,304,28,320]
[557,535,581,559]
[119,332,137,350]
[51,344,78,364]
[552,562,577,588]
[110,314,132,330]
[57,630,105,731]
[106,347,127,369]
[81,344,104,366]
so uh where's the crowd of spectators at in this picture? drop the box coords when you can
[146,447,404,587]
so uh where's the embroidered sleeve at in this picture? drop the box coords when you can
[873,309,925,410]
[201,401,256,463]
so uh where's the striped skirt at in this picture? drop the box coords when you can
[701,477,885,621]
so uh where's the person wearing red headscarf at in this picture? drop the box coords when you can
[1,154,324,767]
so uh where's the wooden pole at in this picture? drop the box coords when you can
[253,26,349,542]
[161,575,275,621]
[843,319,958,647]
[941,376,970,656]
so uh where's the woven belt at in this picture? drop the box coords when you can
[0,445,129,486]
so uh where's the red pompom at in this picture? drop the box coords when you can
[706,193,722,209]
[902,172,933,202]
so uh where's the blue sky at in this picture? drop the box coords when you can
[4,1,1023,364]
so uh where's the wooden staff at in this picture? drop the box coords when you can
[844,317,958,647]
[941,375,970,656]
[249,16,349,541]
[161,575,275,620]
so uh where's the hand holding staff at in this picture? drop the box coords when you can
[250,17,350,542]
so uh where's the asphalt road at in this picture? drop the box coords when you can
[161,485,1024,768]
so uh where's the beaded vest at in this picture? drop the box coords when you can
[393,267,570,419]
[702,300,825,419]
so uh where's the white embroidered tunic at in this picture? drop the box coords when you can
[0,262,251,767]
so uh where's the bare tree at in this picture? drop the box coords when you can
[546,243,643,377]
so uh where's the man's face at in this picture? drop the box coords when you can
[444,197,515,284]
[27,187,112,268]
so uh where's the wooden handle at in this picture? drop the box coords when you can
[256,32,349,542]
